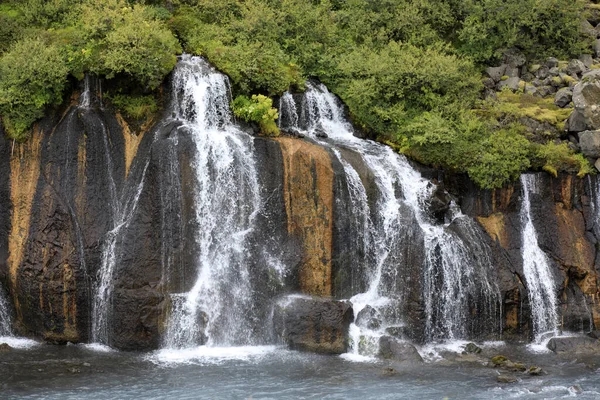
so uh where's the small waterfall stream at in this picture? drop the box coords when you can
[280,82,501,355]
[162,56,262,349]
[520,174,558,342]
[0,285,12,336]
[86,79,150,346]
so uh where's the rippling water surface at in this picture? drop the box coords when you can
[1,341,600,399]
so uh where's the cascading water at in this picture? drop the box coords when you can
[86,82,150,346]
[520,174,558,342]
[280,82,501,355]
[162,55,262,349]
[0,285,12,336]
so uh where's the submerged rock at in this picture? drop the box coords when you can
[355,305,382,330]
[275,296,353,355]
[547,336,600,354]
[0,343,11,352]
[496,374,518,383]
[528,366,543,376]
[464,343,482,354]
[378,336,423,363]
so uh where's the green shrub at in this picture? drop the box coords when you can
[458,0,591,63]
[0,37,69,140]
[467,127,532,189]
[109,94,158,121]
[336,41,482,138]
[91,5,181,89]
[232,94,279,136]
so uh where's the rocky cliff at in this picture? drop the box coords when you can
[1,85,600,351]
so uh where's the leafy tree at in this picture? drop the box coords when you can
[0,37,69,140]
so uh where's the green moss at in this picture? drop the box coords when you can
[491,355,508,365]
[534,141,595,178]
[491,92,571,129]
[551,76,563,86]
[500,75,509,81]
[529,64,541,73]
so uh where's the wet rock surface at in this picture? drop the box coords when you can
[274,296,353,354]
[378,336,423,363]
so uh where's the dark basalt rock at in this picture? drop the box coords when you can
[378,336,423,363]
[547,336,600,354]
[355,305,382,330]
[274,296,353,354]
[425,183,452,223]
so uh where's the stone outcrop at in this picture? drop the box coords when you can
[277,138,334,297]
[2,81,600,352]
[573,70,600,131]
[274,296,353,354]
[451,173,600,339]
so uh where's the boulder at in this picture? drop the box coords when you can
[567,59,587,77]
[578,130,600,158]
[355,305,382,330]
[503,49,526,68]
[497,375,517,383]
[537,85,556,97]
[573,70,600,130]
[546,57,559,69]
[378,336,423,363]
[587,330,600,339]
[524,85,538,96]
[579,54,594,69]
[276,296,353,354]
[505,66,520,78]
[582,20,598,39]
[314,126,328,139]
[486,65,507,82]
[425,184,452,222]
[482,78,496,90]
[0,343,11,352]
[566,109,587,133]
[535,66,550,79]
[528,366,543,376]
[497,77,521,92]
[554,88,573,108]
[464,342,482,354]
[547,336,600,354]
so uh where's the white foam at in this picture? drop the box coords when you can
[339,352,377,363]
[526,332,580,353]
[0,336,39,349]
[149,345,280,365]
[82,343,115,353]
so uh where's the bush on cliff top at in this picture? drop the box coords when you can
[0,0,595,186]
[0,37,69,140]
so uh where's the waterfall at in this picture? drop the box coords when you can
[280,82,501,354]
[162,55,262,349]
[587,175,600,238]
[520,174,558,342]
[0,285,12,336]
[87,91,150,346]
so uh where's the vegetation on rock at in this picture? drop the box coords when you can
[0,0,597,187]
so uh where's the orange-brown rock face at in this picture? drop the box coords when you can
[460,173,600,337]
[0,102,153,344]
[277,138,334,297]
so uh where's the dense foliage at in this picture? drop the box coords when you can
[232,94,280,136]
[0,0,596,187]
